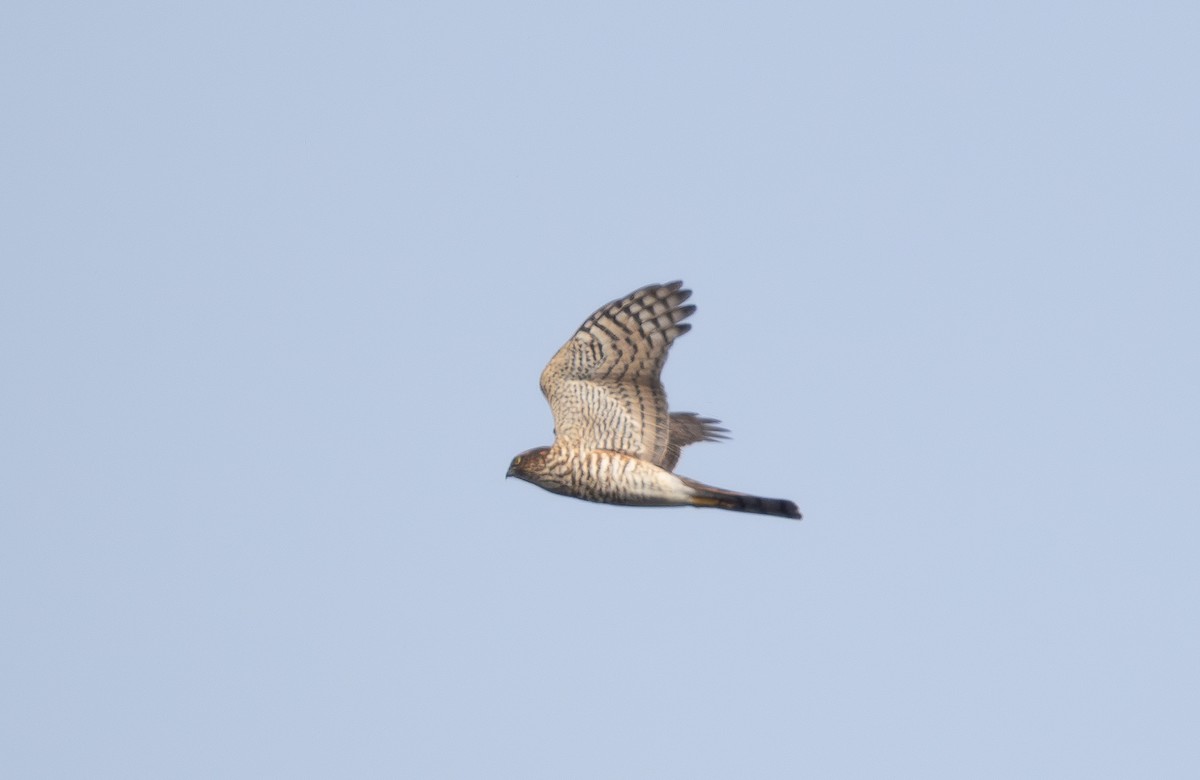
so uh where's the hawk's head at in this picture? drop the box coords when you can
[506,446,550,482]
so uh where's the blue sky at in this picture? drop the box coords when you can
[3,2,1197,777]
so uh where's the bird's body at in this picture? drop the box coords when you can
[508,281,801,520]
[509,446,696,506]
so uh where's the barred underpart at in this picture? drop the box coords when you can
[509,281,802,521]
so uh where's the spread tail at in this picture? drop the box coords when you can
[682,478,802,520]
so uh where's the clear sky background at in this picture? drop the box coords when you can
[3,2,1197,778]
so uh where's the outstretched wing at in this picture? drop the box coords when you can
[540,281,694,463]
[660,413,729,472]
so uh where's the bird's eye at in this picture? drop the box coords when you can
[514,456,522,465]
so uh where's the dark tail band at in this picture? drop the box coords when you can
[682,478,802,520]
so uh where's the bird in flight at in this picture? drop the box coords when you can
[507,281,801,520]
